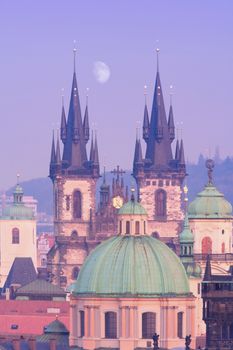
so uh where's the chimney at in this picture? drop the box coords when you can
[28,338,36,350]
[12,338,20,350]
[49,338,56,350]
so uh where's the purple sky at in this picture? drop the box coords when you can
[0,1,233,189]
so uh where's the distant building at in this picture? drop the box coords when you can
[188,160,233,275]
[37,233,55,267]
[202,257,233,349]
[0,184,37,289]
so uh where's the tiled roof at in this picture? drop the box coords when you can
[16,279,66,297]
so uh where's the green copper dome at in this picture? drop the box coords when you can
[72,235,190,297]
[118,199,147,216]
[1,184,34,220]
[188,184,232,219]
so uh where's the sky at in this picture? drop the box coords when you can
[0,0,233,189]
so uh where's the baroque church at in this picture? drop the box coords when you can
[47,51,187,288]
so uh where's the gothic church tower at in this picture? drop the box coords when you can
[133,52,186,241]
[48,53,99,287]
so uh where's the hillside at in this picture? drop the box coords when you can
[6,157,233,215]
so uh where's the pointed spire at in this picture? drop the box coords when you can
[175,139,180,161]
[144,50,173,167]
[89,131,94,162]
[204,255,212,281]
[49,131,56,180]
[60,99,67,144]
[93,132,99,166]
[50,131,56,165]
[143,85,150,142]
[61,48,88,170]
[168,103,175,142]
[55,130,61,164]
[179,139,185,165]
[83,91,90,144]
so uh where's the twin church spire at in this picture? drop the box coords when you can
[134,51,186,177]
[49,53,100,181]
[50,50,185,182]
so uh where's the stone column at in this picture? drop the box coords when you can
[121,307,126,338]
[70,304,77,340]
[84,306,90,337]
[129,307,135,338]
[90,306,95,337]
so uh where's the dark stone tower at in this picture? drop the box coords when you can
[202,258,233,349]
[133,51,186,241]
[48,52,99,287]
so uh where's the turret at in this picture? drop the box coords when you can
[60,103,67,144]
[143,103,149,142]
[49,131,56,180]
[83,100,90,144]
[168,104,175,142]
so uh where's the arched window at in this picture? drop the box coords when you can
[155,189,167,219]
[177,312,183,338]
[72,267,79,280]
[73,190,82,219]
[80,311,85,337]
[41,258,47,267]
[222,242,225,254]
[202,237,212,255]
[152,231,159,239]
[12,228,19,244]
[142,312,156,339]
[126,221,130,235]
[71,230,78,240]
[135,221,140,234]
[105,312,117,339]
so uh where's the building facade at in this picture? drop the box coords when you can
[0,184,37,289]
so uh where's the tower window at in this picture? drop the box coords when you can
[177,312,183,338]
[80,311,85,337]
[135,221,140,234]
[71,230,78,239]
[155,189,167,219]
[73,190,82,219]
[12,228,19,244]
[126,221,130,235]
[105,312,117,339]
[72,267,79,280]
[142,312,156,339]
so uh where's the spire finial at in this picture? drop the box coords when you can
[16,173,20,185]
[86,87,89,106]
[61,88,64,106]
[144,85,147,105]
[183,184,188,212]
[136,120,140,140]
[169,84,173,105]
[73,40,77,73]
[130,187,135,202]
[205,159,215,185]
[156,48,160,72]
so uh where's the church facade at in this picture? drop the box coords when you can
[47,52,187,288]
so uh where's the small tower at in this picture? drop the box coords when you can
[133,50,186,240]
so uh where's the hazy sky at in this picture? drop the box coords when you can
[0,1,233,189]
